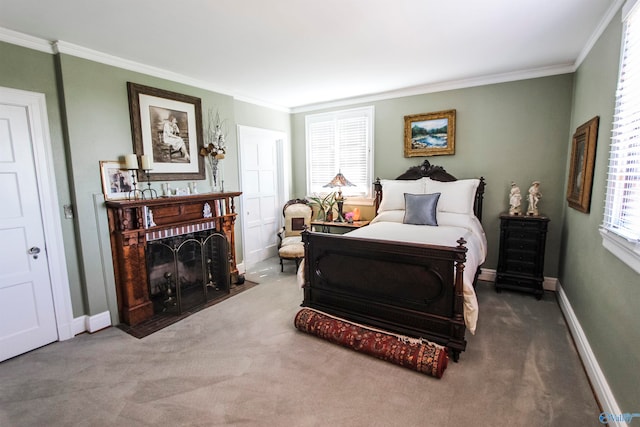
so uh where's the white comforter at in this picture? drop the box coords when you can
[298,211,487,334]
[349,217,486,334]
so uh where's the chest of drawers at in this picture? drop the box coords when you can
[495,213,550,299]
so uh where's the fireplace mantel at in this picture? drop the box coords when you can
[106,192,242,325]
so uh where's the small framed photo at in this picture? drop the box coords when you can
[127,82,205,181]
[567,116,599,213]
[404,109,456,157]
[100,160,133,200]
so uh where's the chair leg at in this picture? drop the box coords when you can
[280,257,284,272]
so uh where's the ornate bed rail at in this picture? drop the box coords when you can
[300,160,485,362]
[301,231,469,361]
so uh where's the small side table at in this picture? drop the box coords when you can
[310,220,370,234]
[495,213,550,299]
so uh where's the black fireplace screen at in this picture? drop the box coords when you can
[146,230,230,315]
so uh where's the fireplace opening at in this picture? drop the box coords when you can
[146,230,230,315]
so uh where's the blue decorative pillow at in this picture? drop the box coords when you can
[403,193,441,226]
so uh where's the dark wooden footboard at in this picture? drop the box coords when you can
[301,230,469,361]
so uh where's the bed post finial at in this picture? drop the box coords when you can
[419,159,432,174]
[456,237,467,249]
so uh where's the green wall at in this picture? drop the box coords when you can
[0,42,290,321]
[54,55,290,322]
[559,9,640,412]
[292,75,574,274]
[56,54,240,321]
[0,41,84,316]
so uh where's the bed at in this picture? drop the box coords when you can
[300,160,486,361]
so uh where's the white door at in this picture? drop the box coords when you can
[0,103,59,362]
[238,126,285,269]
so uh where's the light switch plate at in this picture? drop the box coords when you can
[63,204,74,219]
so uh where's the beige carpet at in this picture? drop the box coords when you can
[0,257,601,426]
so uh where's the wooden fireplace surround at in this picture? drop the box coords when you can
[105,192,242,326]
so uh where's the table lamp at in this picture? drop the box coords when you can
[323,171,355,222]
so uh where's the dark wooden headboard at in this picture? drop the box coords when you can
[373,160,486,222]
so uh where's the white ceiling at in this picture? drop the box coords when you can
[0,0,621,111]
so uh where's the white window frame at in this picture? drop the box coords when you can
[600,0,640,274]
[305,106,375,201]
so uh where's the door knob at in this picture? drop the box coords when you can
[28,246,41,259]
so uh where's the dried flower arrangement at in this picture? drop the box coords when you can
[200,109,227,191]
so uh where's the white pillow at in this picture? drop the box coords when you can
[378,178,427,212]
[424,178,479,215]
[371,210,406,224]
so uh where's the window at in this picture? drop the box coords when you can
[601,0,640,274]
[305,106,374,199]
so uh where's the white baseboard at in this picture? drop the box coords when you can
[556,283,625,427]
[478,268,557,291]
[71,310,113,336]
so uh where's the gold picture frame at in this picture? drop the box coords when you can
[127,82,204,181]
[100,160,133,200]
[404,109,456,157]
[567,116,599,213]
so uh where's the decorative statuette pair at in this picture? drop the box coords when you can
[509,181,542,216]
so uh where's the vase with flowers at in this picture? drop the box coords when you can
[200,109,227,192]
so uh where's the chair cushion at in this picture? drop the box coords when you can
[281,236,302,246]
[279,243,305,258]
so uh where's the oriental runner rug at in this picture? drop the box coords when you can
[294,308,448,378]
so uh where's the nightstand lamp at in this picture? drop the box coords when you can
[323,171,355,222]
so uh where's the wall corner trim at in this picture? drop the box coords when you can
[71,311,113,336]
[556,283,625,427]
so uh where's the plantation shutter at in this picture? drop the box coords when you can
[306,106,374,197]
[603,1,640,243]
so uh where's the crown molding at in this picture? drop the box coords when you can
[232,94,291,113]
[1,6,621,115]
[0,27,54,53]
[291,64,575,113]
[575,0,625,68]
[52,40,291,112]
[0,31,290,112]
[54,41,292,112]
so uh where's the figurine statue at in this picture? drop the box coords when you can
[147,208,156,227]
[527,181,542,216]
[508,182,522,215]
[203,202,213,218]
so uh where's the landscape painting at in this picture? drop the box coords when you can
[404,109,456,157]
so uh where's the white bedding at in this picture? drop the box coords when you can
[298,176,487,335]
[347,217,487,334]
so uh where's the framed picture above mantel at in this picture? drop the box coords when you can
[404,109,456,157]
[127,82,205,181]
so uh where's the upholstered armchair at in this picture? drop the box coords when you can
[277,199,312,271]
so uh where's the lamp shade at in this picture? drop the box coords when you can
[323,171,355,189]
